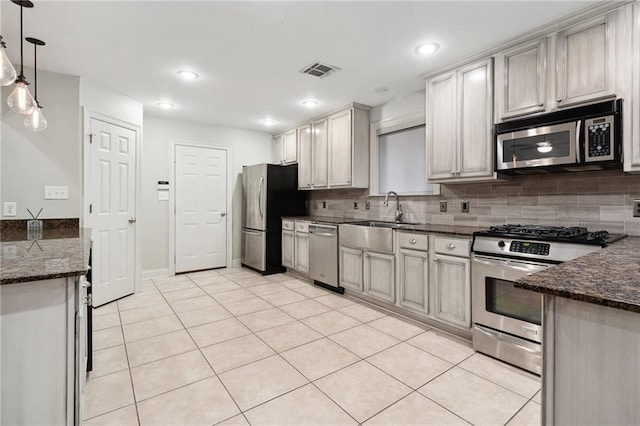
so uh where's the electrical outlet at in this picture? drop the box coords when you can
[439,200,447,213]
[634,200,640,218]
[3,202,17,217]
[322,201,327,209]
[353,201,358,210]
[461,200,470,213]
[365,201,370,210]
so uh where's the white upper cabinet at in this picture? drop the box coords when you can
[273,129,297,165]
[426,58,494,183]
[495,38,547,120]
[629,2,640,172]
[283,128,298,164]
[311,118,328,188]
[297,124,312,188]
[495,9,620,122]
[555,13,615,108]
[296,103,370,190]
[273,134,284,164]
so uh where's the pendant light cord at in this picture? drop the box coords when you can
[19,5,24,77]
[33,43,37,101]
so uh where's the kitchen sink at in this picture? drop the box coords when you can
[339,222,395,253]
[350,221,404,229]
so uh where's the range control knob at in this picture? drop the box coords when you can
[498,240,506,248]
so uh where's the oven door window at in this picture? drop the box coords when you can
[485,277,541,325]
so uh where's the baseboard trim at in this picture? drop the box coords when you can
[232,258,242,267]
[141,268,170,280]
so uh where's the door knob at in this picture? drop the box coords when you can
[128,218,137,223]
[221,212,227,217]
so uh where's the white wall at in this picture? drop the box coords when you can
[141,115,272,274]
[1,68,81,219]
[79,79,144,127]
[370,90,425,124]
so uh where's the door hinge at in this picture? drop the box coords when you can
[88,133,95,144]
[89,204,92,214]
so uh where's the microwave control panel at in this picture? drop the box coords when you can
[585,115,614,161]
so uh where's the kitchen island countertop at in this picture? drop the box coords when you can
[1,228,92,285]
[515,236,640,313]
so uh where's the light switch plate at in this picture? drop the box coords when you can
[44,186,69,200]
[439,200,447,213]
[3,202,17,217]
[633,200,640,218]
[461,200,470,213]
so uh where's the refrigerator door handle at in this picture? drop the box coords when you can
[258,177,264,218]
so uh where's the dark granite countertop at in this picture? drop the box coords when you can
[515,236,640,313]
[1,228,92,285]
[282,216,481,236]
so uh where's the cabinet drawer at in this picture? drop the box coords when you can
[295,221,309,233]
[433,236,470,257]
[282,220,294,230]
[397,232,428,251]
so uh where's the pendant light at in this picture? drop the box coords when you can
[24,37,46,132]
[0,36,17,86]
[6,0,36,115]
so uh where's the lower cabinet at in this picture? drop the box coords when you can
[398,248,429,314]
[364,252,395,303]
[339,246,364,291]
[431,253,471,329]
[294,231,309,274]
[282,229,295,269]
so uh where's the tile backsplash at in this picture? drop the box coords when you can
[307,170,640,236]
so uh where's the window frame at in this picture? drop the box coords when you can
[369,113,440,197]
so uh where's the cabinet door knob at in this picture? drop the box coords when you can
[409,239,417,244]
[446,243,456,249]
[556,98,563,103]
[221,212,227,217]
[538,101,544,107]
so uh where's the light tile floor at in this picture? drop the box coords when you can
[85,267,541,425]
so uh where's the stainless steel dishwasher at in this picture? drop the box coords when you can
[308,223,342,293]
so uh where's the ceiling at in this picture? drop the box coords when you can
[1,1,597,133]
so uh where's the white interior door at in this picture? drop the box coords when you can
[89,118,136,307]
[175,145,227,273]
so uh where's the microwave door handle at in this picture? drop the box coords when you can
[575,120,581,163]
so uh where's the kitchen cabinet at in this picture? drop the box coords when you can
[294,222,309,274]
[495,38,547,120]
[555,13,615,108]
[629,2,640,172]
[282,220,309,275]
[398,248,429,314]
[1,276,86,425]
[363,252,395,303]
[273,129,297,165]
[431,236,471,329]
[273,134,284,164]
[311,118,328,188]
[339,246,363,291]
[297,124,312,188]
[426,58,494,183]
[495,10,620,122]
[296,103,370,190]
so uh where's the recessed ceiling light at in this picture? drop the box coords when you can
[177,70,199,80]
[302,99,318,108]
[157,102,175,109]
[415,42,440,55]
[261,119,276,126]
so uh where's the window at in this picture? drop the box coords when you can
[370,114,439,196]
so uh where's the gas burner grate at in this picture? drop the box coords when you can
[488,224,609,241]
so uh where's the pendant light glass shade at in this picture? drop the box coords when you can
[0,38,17,86]
[24,103,46,132]
[7,79,36,115]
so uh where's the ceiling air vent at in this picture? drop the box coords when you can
[299,61,341,78]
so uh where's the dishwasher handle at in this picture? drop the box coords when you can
[309,224,337,235]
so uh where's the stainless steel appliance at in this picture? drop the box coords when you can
[471,225,624,374]
[496,99,622,174]
[309,224,341,292]
[241,163,305,274]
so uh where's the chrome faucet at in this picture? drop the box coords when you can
[383,191,403,223]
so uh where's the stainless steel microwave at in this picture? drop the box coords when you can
[495,99,622,174]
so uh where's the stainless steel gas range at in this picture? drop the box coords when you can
[471,225,624,374]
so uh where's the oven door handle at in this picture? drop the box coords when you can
[473,255,551,273]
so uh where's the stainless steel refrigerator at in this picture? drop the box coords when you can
[241,163,306,274]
